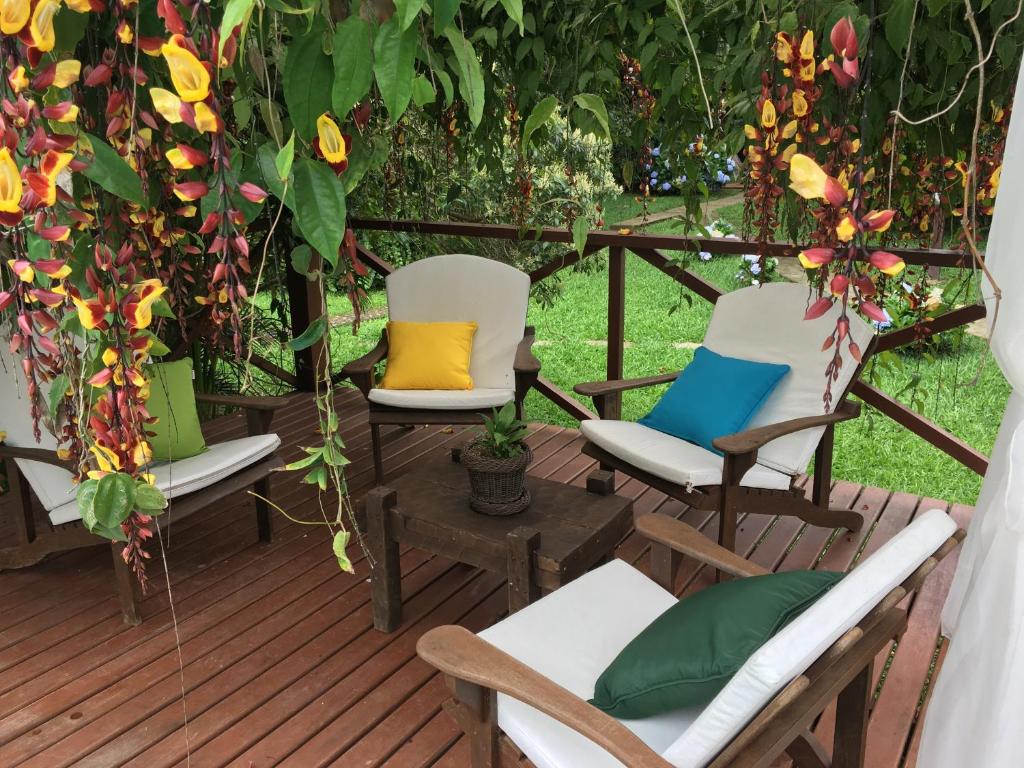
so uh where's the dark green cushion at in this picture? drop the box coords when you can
[590,570,843,718]
[146,359,207,461]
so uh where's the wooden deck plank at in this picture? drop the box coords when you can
[0,391,972,768]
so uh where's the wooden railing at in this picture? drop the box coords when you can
[282,218,988,476]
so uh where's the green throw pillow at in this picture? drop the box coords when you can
[590,570,843,719]
[145,359,207,462]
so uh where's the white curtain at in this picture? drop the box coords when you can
[917,62,1024,767]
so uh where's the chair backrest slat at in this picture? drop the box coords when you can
[701,282,875,475]
[385,254,530,390]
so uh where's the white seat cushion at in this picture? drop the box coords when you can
[663,508,958,767]
[367,387,515,410]
[703,283,875,475]
[480,559,704,768]
[581,420,792,491]
[47,433,281,525]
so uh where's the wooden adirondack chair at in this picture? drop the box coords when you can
[341,254,541,485]
[418,508,963,768]
[574,282,876,567]
[0,353,287,624]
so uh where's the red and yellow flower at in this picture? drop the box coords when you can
[161,34,211,103]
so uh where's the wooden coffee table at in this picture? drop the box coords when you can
[366,450,633,632]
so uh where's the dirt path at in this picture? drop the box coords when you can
[615,189,744,227]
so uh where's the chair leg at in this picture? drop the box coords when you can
[111,541,141,626]
[253,476,273,543]
[454,679,500,768]
[786,730,831,768]
[833,662,873,768]
[370,422,384,486]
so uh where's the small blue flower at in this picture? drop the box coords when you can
[751,279,760,287]
[750,263,762,275]
[680,174,687,183]
[743,254,759,264]
[652,146,661,157]
[688,142,695,151]
[700,251,713,261]
[715,170,728,183]
[713,152,720,158]
[726,159,736,171]
[661,181,671,191]
[645,163,652,171]
[650,170,658,179]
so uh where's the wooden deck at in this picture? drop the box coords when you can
[0,387,969,767]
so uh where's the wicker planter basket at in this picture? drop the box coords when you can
[459,439,533,516]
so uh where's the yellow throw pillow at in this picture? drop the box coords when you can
[379,321,478,390]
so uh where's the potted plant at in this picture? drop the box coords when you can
[460,403,533,515]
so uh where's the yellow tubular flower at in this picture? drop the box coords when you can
[53,59,81,87]
[788,153,828,200]
[64,0,91,12]
[101,347,119,367]
[760,100,777,130]
[90,444,122,472]
[0,0,29,35]
[0,148,22,214]
[792,90,808,117]
[9,65,28,93]
[799,30,814,59]
[131,279,167,329]
[150,87,183,123]
[56,104,79,123]
[193,101,219,133]
[316,113,349,163]
[29,0,59,52]
[165,147,194,170]
[161,34,210,102]
[836,215,857,242]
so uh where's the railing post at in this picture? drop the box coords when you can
[286,250,327,391]
[606,245,626,419]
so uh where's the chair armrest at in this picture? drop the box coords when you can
[636,513,770,578]
[418,626,673,768]
[194,393,288,411]
[574,372,679,399]
[340,332,388,397]
[195,393,288,436]
[0,444,76,471]
[712,401,861,456]
[514,326,541,375]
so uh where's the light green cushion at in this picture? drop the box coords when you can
[590,570,843,718]
[146,359,206,461]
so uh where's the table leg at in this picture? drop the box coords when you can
[506,527,541,613]
[367,487,401,632]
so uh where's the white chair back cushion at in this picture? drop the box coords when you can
[385,254,530,389]
[702,283,874,475]
[662,508,957,768]
[479,559,704,768]
[0,351,78,512]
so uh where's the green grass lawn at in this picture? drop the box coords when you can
[277,194,1006,506]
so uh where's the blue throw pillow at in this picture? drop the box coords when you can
[639,346,790,454]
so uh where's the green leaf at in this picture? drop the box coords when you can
[521,95,557,154]
[571,217,590,257]
[92,472,137,529]
[433,67,454,105]
[275,132,295,182]
[393,0,425,31]
[283,30,334,141]
[499,0,524,34]
[373,17,419,123]
[81,134,146,206]
[444,27,485,128]
[218,0,256,62]
[290,243,314,276]
[48,373,68,420]
[292,158,347,267]
[573,93,611,141]
[433,0,460,34]
[256,141,296,210]
[411,75,436,106]
[134,482,168,512]
[333,529,354,573]
[885,0,916,53]
[331,16,374,118]
[286,314,328,351]
[285,446,324,470]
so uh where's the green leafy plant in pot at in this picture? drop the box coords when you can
[460,402,533,515]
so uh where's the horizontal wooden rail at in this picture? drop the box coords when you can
[852,381,988,475]
[248,353,299,388]
[874,304,986,353]
[355,242,395,276]
[350,218,972,268]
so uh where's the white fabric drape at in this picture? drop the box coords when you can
[917,61,1024,767]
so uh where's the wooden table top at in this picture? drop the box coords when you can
[383,451,633,575]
